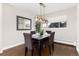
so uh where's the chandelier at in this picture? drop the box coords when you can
[35,3,48,23]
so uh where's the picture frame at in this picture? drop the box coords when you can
[17,16,32,30]
[48,21,66,28]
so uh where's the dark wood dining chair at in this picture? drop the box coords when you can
[50,32,55,51]
[46,31,55,50]
[31,31,38,46]
[31,31,36,34]
[46,31,55,55]
[46,31,51,34]
[23,33,38,56]
[45,31,52,55]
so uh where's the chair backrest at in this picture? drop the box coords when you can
[50,32,55,42]
[46,31,51,34]
[46,31,51,43]
[23,33,32,50]
[31,31,36,34]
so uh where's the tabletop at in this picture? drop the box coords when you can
[32,33,50,40]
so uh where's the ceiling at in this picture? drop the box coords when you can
[10,3,76,15]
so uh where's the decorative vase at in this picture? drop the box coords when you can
[39,29,44,36]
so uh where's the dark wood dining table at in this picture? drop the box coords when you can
[32,33,50,56]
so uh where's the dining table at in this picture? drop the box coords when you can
[32,33,50,56]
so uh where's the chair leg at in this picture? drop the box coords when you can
[25,47,28,56]
[32,49,34,56]
[48,45,51,55]
[38,44,42,56]
[52,43,54,51]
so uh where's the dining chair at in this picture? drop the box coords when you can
[31,31,38,45]
[46,31,51,47]
[46,31,55,55]
[45,31,52,55]
[50,32,55,51]
[46,31,51,45]
[46,31,51,34]
[23,33,38,56]
[31,31,36,34]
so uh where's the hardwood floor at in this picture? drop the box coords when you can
[0,43,78,56]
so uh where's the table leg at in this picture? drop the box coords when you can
[38,41,41,56]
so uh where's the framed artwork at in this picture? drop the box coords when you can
[48,21,66,28]
[17,16,32,30]
[48,15,67,28]
[49,22,60,28]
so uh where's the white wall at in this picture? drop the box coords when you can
[2,3,34,51]
[76,4,79,53]
[0,3,2,53]
[46,7,77,46]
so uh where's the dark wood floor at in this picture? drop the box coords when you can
[0,43,78,56]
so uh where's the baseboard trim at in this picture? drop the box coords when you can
[2,42,24,52]
[54,42,75,47]
[76,47,79,54]
[54,40,76,46]
[0,50,3,54]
